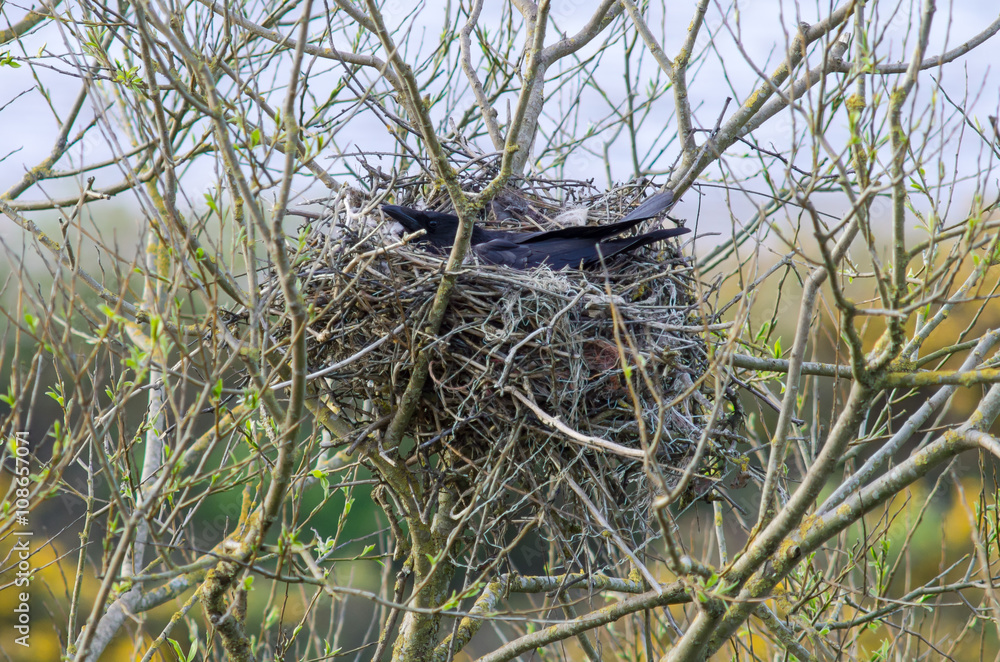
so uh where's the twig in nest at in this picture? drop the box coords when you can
[510,388,646,460]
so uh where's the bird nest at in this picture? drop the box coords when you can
[269,176,744,560]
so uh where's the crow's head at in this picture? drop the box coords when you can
[381,205,461,249]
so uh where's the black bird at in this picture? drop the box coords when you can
[382,191,688,270]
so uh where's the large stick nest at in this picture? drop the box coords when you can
[268,171,745,555]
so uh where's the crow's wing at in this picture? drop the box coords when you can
[512,218,649,245]
[618,190,675,223]
[472,239,532,269]
[474,226,689,270]
[474,237,605,269]
[579,227,690,268]
[510,191,676,245]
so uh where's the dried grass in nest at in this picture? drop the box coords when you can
[269,175,744,555]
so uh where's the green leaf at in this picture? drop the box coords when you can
[0,52,21,68]
[168,639,185,659]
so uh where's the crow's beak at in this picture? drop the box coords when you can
[381,205,422,233]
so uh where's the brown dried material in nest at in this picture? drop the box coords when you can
[266,176,745,548]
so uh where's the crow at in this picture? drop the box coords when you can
[381,191,688,270]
